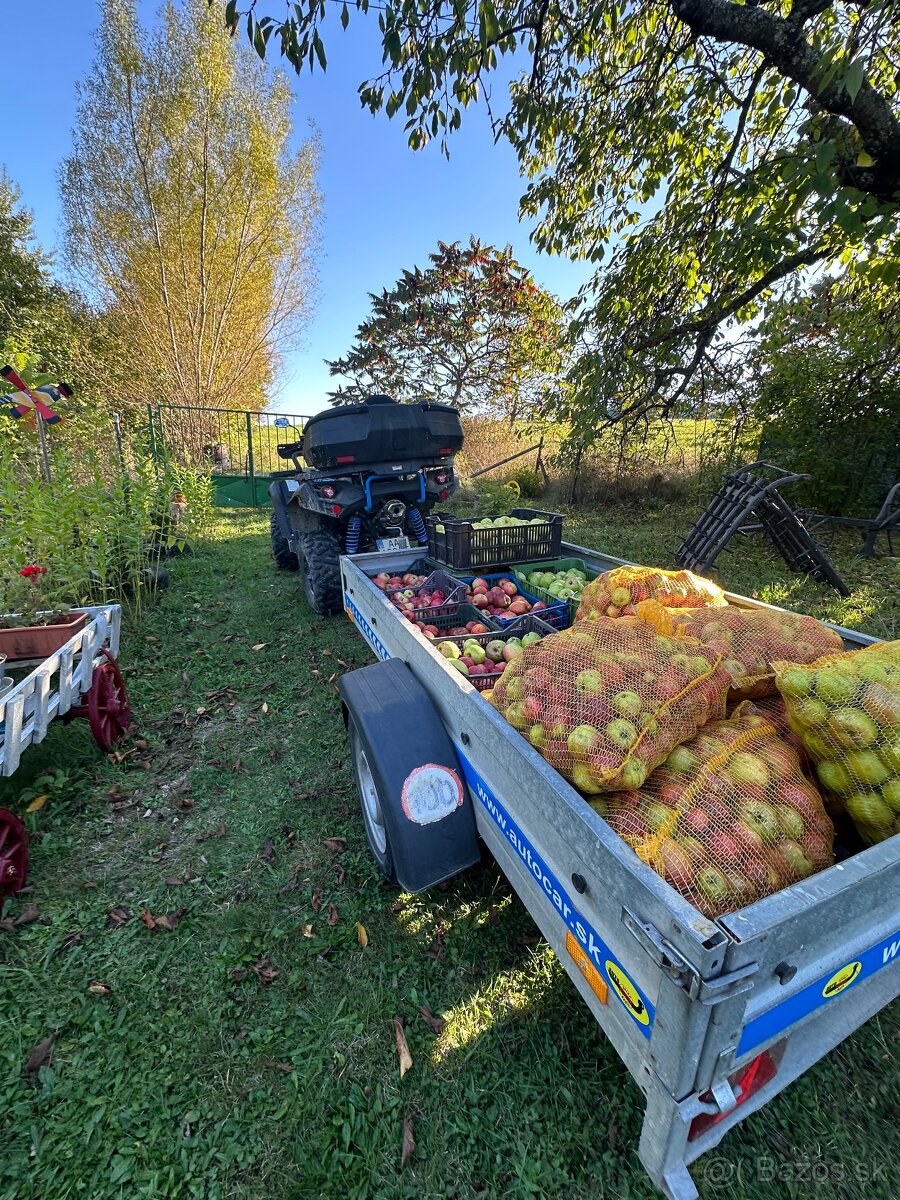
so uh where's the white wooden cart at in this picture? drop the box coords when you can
[0,604,130,894]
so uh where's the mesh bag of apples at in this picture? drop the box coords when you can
[489,616,733,793]
[635,600,845,700]
[576,566,727,620]
[592,711,834,918]
[775,641,900,846]
[729,695,814,778]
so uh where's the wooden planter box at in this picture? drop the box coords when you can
[0,612,89,661]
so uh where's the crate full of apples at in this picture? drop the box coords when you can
[463,574,568,629]
[376,569,467,623]
[435,626,545,691]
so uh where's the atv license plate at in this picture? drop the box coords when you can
[376,536,411,551]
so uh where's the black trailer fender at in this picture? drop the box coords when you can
[338,658,480,892]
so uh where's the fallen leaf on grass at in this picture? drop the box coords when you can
[251,643,268,652]
[140,909,179,932]
[488,907,501,926]
[302,924,315,938]
[106,906,131,929]
[334,863,346,885]
[80,881,98,889]
[326,904,339,927]
[230,967,247,983]
[394,1017,412,1079]
[24,1034,57,1075]
[323,837,347,853]
[58,931,83,953]
[356,923,368,948]
[230,758,247,773]
[400,1114,415,1168]
[140,909,157,930]
[251,957,278,986]
[265,1061,293,1073]
[312,888,322,913]
[261,702,269,715]
[13,904,49,928]
[196,822,227,843]
[25,795,47,813]
[164,877,183,887]
[419,1005,446,1036]
[260,837,275,863]
[87,980,112,995]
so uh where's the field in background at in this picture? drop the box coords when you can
[1,506,897,1200]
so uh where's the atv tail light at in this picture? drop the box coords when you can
[688,1048,779,1141]
[439,448,452,455]
[330,504,343,516]
[439,489,449,500]
[336,455,355,464]
[322,485,336,499]
[434,472,448,484]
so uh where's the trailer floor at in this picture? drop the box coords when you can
[1,509,897,1200]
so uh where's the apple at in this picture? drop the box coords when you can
[611,690,643,719]
[571,762,604,794]
[826,708,879,750]
[471,577,489,591]
[618,756,648,791]
[724,869,758,906]
[802,829,832,866]
[504,701,529,728]
[778,667,813,699]
[465,643,487,665]
[449,659,469,676]
[460,656,475,669]
[567,724,602,759]
[610,586,632,607]
[666,744,702,775]
[436,641,460,660]
[705,829,742,866]
[724,751,770,789]
[696,866,731,907]
[504,677,526,701]
[643,801,676,833]
[860,683,900,729]
[499,579,518,597]
[608,810,651,841]
[502,641,523,663]
[737,798,780,844]
[881,778,900,815]
[659,839,696,890]
[472,593,490,609]
[575,669,605,695]
[605,718,637,750]
[470,623,491,635]
[521,632,542,648]
[731,819,766,854]
[778,840,814,878]
[814,668,859,706]
[845,790,893,829]
[775,804,805,840]
[844,748,891,787]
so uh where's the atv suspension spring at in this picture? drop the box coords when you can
[408,507,428,545]
[345,516,362,555]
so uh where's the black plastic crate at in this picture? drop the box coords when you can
[385,569,467,622]
[426,508,563,570]
[455,572,569,630]
[408,603,500,637]
[430,613,556,692]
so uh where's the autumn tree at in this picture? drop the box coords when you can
[218,0,899,445]
[327,238,565,416]
[64,0,321,413]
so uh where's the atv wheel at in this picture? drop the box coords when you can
[299,527,343,615]
[270,511,298,570]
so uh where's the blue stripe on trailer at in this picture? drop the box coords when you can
[344,594,390,661]
[738,927,900,1055]
[457,751,656,1036]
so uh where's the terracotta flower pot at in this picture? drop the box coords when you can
[0,612,89,661]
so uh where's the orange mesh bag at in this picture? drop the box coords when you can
[729,695,813,776]
[636,600,845,700]
[575,566,726,621]
[592,712,835,918]
[489,616,732,793]
[774,640,900,846]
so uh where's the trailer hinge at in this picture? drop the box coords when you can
[622,910,757,1005]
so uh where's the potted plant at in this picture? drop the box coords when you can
[0,565,88,661]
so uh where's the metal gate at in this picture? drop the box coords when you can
[147,403,312,507]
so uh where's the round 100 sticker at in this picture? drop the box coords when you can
[401,765,464,826]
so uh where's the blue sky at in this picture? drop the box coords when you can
[0,1,594,416]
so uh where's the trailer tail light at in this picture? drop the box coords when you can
[336,455,355,464]
[330,504,343,516]
[439,490,449,500]
[688,1047,780,1141]
[322,485,336,499]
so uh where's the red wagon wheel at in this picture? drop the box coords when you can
[0,808,28,896]
[87,648,132,752]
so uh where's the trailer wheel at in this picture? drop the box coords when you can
[270,511,298,570]
[0,808,28,896]
[299,527,343,616]
[349,720,397,883]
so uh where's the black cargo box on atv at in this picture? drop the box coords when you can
[302,395,464,471]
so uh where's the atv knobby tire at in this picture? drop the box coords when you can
[299,527,343,616]
[270,511,298,570]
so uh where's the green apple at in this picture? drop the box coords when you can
[571,762,604,794]
[724,751,770,789]
[612,690,643,719]
[778,840,814,878]
[816,758,854,795]
[845,749,891,787]
[737,798,780,844]
[827,708,879,750]
[529,724,547,750]
[521,632,542,648]
[814,668,859,706]
[575,669,605,694]
[437,641,460,660]
[567,724,602,759]
[775,804,805,841]
[606,718,638,750]
[778,667,813,699]
[880,778,900,815]
[845,790,893,829]
[697,866,731,906]
[619,756,648,790]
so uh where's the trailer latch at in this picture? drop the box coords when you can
[622,910,757,1004]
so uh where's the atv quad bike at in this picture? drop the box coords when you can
[269,395,463,615]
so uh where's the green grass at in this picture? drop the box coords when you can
[1,507,897,1200]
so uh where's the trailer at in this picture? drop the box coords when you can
[0,605,130,895]
[337,541,898,1200]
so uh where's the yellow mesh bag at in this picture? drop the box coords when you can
[729,695,814,777]
[774,640,900,846]
[489,616,732,793]
[592,712,834,917]
[575,566,726,621]
[636,600,845,700]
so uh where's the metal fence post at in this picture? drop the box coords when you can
[245,410,256,506]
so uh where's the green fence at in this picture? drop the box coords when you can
[147,403,312,507]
